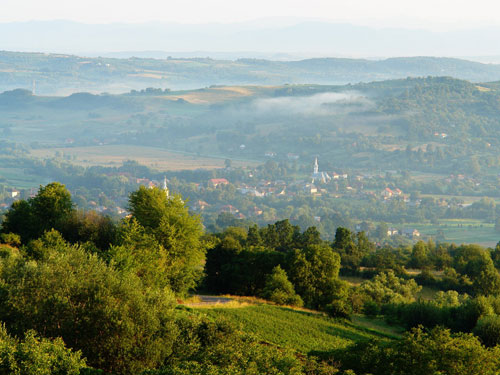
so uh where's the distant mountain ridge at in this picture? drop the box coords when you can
[2,50,500,95]
[2,20,500,58]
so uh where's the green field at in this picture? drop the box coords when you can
[420,193,500,205]
[31,145,259,171]
[393,219,500,247]
[0,167,51,189]
[198,303,400,354]
[407,219,500,247]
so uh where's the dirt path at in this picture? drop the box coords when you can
[185,295,234,307]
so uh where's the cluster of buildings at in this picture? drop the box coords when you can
[234,158,349,199]
[381,187,405,200]
[387,227,421,239]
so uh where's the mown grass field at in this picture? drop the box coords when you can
[31,145,259,171]
[197,303,400,354]
[408,219,499,247]
[0,167,51,189]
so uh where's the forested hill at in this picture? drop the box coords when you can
[3,50,500,94]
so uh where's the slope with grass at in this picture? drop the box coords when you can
[196,302,401,354]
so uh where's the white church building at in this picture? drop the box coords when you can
[311,158,331,184]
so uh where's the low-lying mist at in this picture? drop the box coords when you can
[251,92,373,116]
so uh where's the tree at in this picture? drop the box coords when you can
[495,218,500,233]
[0,325,87,375]
[1,200,35,243]
[408,241,430,269]
[160,315,338,375]
[453,244,500,295]
[126,186,207,294]
[30,182,74,233]
[260,266,303,307]
[0,231,178,375]
[288,244,347,312]
[1,182,74,243]
[339,327,500,375]
[474,315,500,347]
[357,270,421,305]
[374,222,389,242]
[59,210,116,251]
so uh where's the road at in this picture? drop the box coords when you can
[185,295,234,307]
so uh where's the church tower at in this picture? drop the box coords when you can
[163,176,170,198]
[311,157,331,184]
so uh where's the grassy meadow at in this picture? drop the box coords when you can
[197,303,400,354]
[31,145,259,171]
[407,219,499,247]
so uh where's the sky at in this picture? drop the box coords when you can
[1,0,499,30]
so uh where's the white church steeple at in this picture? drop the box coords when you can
[163,176,170,197]
[311,157,331,184]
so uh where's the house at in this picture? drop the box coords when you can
[9,190,20,199]
[249,206,263,216]
[434,132,448,138]
[402,228,421,239]
[115,207,128,216]
[192,200,211,211]
[265,151,276,158]
[333,173,348,179]
[387,227,399,236]
[136,178,156,188]
[381,188,394,199]
[303,183,318,194]
[238,188,265,197]
[219,205,239,215]
[287,153,300,161]
[208,178,229,188]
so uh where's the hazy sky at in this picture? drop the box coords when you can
[1,0,499,30]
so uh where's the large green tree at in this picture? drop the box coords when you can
[1,182,74,243]
[0,231,178,375]
[122,186,207,294]
[288,243,348,312]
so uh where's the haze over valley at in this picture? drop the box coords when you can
[3,2,500,374]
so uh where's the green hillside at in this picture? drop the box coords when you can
[197,303,400,353]
[3,51,500,95]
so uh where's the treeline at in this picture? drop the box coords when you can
[0,183,340,374]
[205,222,349,315]
[3,182,500,374]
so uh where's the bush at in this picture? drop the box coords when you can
[474,315,500,347]
[0,233,21,247]
[0,325,87,375]
[337,327,500,375]
[0,231,178,375]
[363,301,381,317]
[260,266,303,307]
[152,314,338,375]
[357,271,422,305]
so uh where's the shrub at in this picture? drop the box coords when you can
[363,301,381,317]
[261,265,303,307]
[0,233,21,247]
[0,232,178,375]
[0,325,87,375]
[474,315,500,347]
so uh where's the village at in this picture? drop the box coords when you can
[2,155,497,244]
